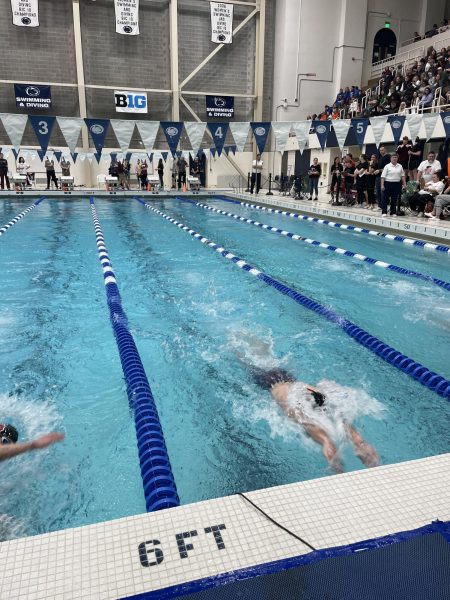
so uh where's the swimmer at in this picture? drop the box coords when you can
[251,368,380,473]
[0,423,64,463]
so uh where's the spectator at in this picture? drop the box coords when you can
[0,152,10,190]
[425,180,450,219]
[178,156,188,190]
[365,155,378,209]
[157,158,164,189]
[343,158,356,200]
[329,156,343,203]
[397,136,412,176]
[398,101,408,115]
[171,158,178,189]
[408,137,424,181]
[60,157,71,176]
[122,158,131,190]
[417,151,442,183]
[354,153,369,206]
[308,157,321,200]
[409,172,444,216]
[45,158,59,190]
[135,159,142,185]
[16,156,31,187]
[419,87,434,110]
[375,146,391,207]
[380,153,406,216]
[140,160,148,190]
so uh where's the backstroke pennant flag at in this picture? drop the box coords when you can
[387,115,406,144]
[84,119,110,154]
[440,112,450,138]
[160,122,184,156]
[422,113,439,141]
[351,118,369,148]
[332,119,351,150]
[207,122,229,156]
[313,120,331,150]
[11,0,39,27]
[29,116,56,153]
[114,0,139,35]
[369,115,389,147]
[0,113,28,150]
[250,122,271,154]
[56,117,83,153]
[229,122,249,152]
[291,121,311,154]
[405,113,423,141]
[110,119,136,153]
[271,122,292,154]
[210,2,233,44]
[136,121,159,153]
[184,122,207,156]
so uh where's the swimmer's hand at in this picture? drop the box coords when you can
[30,432,65,450]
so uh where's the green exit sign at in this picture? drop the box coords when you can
[385,21,391,28]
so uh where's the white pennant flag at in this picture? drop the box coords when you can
[184,122,207,155]
[0,114,28,150]
[332,119,351,150]
[291,121,311,154]
[78,153,86,162]
[229,122,250,153]
[271,122,292,154]
[86,153,95,164]
[56,117,83,154]
[115,0,139,35]
[422,113,439,141]
[110,119,135,153]
[369,115,389,147]
[136,121,159,153]
[11,0,39,27]
[405,113,423,141]
[103,152,111,163]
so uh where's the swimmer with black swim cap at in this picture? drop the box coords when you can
[0,424,19,445]
[252,368,326,407]
[0,423,64,463]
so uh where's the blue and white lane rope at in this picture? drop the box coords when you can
[0,196,45,237]
[214,196,450,255]
[179,199,450,293]
[89,198,179,511]
[135,196,450,400]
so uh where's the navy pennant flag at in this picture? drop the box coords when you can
[210,148,216,158]
[160,121,184,156]
[313,120,331,150]
[250,122,271,154]
[84,119,110,154]
[387,115,406,144]
[37,150,46,161]
[207,122,229,156]
[29,116,56,153]
[71,152,78,163]
[440,112,450,138]
[53,150,62,163]
[161,151,168,162]
[351,118,369,148]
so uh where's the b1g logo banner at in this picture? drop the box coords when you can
[15,84,51,109]
[206,96,234,119]
[115,0,139,35]
[210,2,233,44]
[115,90,147,113]
[11,0,39,27]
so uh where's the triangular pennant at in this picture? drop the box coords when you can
[210,148,216,158]
[250,122,271,154]
[405,114,423,141]
[54,151,62,163]
[176,150,182,158]
[184,122,207,155]
[422,113,439,141]
[56,117,83,153]
[84,119,110,153]
[224,146,230,156]
[350,118,369,148]
[110,152,117,162]
[160,121,184,156]
[312,120,331,150]
[369,115,389,147]
[332,120,351,150]
[0,114,28,150]
[229,122,250,152]
[135,121,159,153]
[11,149,19,160]
[86,153,95,164]
[207,122,229,156]
[110,119,135,153]
[231,145,236,155]
[71,152,78,163]
[291,121,311,154]
[161,151,168,163]
[78,153,86,162]
[440,112,450,138]
[103,152,111,163]
[271,122,292,154]
[126,151,132,162]
[37,150,46,161]
[95,152,102,164]
[387,115,406,144]
[29,116,56,153]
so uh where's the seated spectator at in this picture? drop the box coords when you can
[426,24,439,38]
[417,151,441,182]
[418,87,434,109]
[425,179,450,219]
[335,89,344,105]
[414,31,421,42]
[409,172,444,216]
[342,86,351,103]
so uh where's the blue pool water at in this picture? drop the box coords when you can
[0,196,449,540]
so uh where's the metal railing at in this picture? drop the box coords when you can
[400,26,450,48]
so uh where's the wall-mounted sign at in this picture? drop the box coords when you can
[15,84,51,109]
[11,0,39,27]
[206,95,234,119]
[210,2,233,44]
[115,90,148,113]
[115,0,139,35]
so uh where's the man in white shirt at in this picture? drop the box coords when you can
[250,153,263,194]
[417,151,442,183]
[409,173,444,216]
[380,153,406,217]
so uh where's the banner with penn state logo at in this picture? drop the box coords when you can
[160,121,184,156]
[84,119,110,154]
[15,84,51,109]
[115,0,139,35]
[206,95,234,119]
[313,120,331,150]
[387,115,405,144]
[250,122,271,154]
[440,112,450,138]
[210,2,233,44]
[11,0,39,27]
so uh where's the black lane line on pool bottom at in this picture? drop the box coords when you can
[0,196,46,237]
[135,196,450,400]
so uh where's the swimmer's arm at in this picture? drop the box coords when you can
[0,432,64,463]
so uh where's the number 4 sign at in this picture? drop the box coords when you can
[207,122,229,156]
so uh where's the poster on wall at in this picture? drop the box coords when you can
[15,84,51,109]
[206,95,234,118]
[11,0,39,27]
[115,0,139,35]
[210,2,233,44]
[114,90,147,113]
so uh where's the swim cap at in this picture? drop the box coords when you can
[0,424,19,444]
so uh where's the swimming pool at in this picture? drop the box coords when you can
[0,195,449,540]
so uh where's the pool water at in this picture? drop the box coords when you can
[0,196,449,540]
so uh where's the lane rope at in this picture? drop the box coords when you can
[135,196,450,400]
[213,195,450,255]
[178,198,450,293]
[89,198,180,511]
[0,196,46,237]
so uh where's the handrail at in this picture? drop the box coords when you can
[401,26,450,48]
